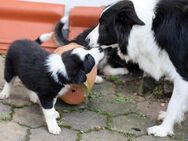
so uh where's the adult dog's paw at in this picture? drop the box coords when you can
[147,125,174,137]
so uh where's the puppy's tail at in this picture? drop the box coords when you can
[53,16,69,46]
[35,32,53,44]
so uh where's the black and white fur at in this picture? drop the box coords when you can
[0,33,104,134]
[86,0,188,137]
[54,17,133,83]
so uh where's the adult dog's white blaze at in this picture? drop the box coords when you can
[86,25,100,48]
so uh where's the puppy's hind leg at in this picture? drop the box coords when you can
[39,96,61,134]
[103,65,129,76]
[0,80,15,99]
[0,58,16,99]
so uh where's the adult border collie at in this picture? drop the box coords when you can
[53,17,141,83]
[0,34,104,134]
[86,0,188,137]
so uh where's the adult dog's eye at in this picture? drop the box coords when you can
[99,18,105,25]
[99,23,106,28]
[100,24,109,32]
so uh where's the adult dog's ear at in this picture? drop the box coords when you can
[115,3,145,54]
[72,70,87,84]
[84,54,95,73]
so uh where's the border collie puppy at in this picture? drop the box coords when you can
[0,36,104,134]
[86,0,188,137]
[53,17,133,83]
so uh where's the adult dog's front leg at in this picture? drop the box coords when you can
[148,78,188,137]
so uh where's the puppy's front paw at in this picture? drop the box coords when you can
[55,110,60,119]
[48,124,61,135]
[0,91,9,99]
[147,125,174,137]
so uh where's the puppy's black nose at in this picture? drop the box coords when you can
[86,44,91,50]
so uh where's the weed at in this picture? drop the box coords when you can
[152,84,164,99]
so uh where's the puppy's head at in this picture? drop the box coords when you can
[46,47,104,84]
[86,0,145,54]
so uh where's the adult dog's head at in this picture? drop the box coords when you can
[86,0,145,55]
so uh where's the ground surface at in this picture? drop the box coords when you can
[0,55,187,141]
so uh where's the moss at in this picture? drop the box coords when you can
[136,112,147,119]
[115,93,135,103]
[24,129,31,141]
[76,132,82,141]
[126,131,136,141]
[106,114,112,130]
[107,75,124,85]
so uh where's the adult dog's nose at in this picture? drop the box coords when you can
[98,47,104,52]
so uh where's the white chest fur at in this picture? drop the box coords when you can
[126,0,178,81]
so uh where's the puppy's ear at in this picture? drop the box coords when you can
[72,70,87,84]
[115,3,145,54]
[84,54,95,73]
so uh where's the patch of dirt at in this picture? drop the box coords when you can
[136,96,169,120]
[115,72,171,120]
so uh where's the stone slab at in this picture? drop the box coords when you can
[81,130,128,141]
[13,105,45,128]
[61,110,106,132]
[30,127,77,141]
[0,122,27,141]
